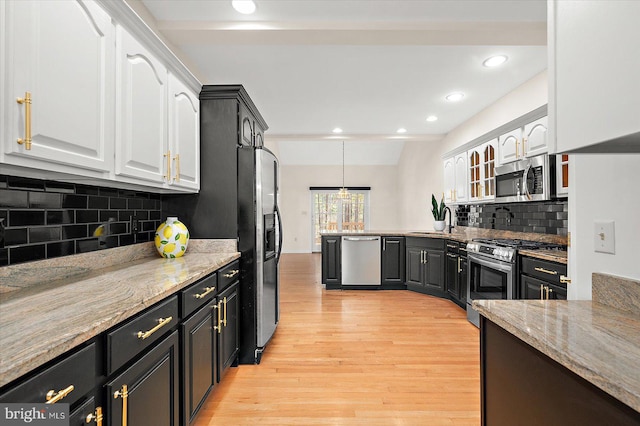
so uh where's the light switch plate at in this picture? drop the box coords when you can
[594,221,615,254]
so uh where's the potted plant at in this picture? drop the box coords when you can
[431,194,446,231]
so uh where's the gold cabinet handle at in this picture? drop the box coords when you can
[453,188,456,202]
[458,257,462,273]
[86,407,103,425]
[223,296,228,327]
[515,139,519,159]
[174,153,180,182]
[534,267,558,276]
[194,286,215,299]
[522,136,527,157]
[164,150,171,181]
[560,275,572,284]
[45,385,74,404]
[214,301,222,334]
[224,269,239,279]
[137,317,173,340]
[113,385,128,426]
[16,92,32,150]
[540,284,544,301]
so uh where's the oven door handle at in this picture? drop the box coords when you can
[468,253,514,274]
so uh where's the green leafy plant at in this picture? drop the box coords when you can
[431,194,446,220]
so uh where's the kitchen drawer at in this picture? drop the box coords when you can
[406,237,446,251]
[181,272,217,318]
[218,260,240,292]
[107,296,178,375]
[446,241,459,254]
[0,343,96,407]
[521,256,567,286]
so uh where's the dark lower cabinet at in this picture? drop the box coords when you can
[445,241,467,308]
[519,256,567,300]
[70,397,98,426]
[321,236,341,287]
[381,237,405,286]
[218,282,239,381]
[182,302,217,425]
[107,331,179,426]
[481,318,640,425]
[405,237,445,297]
[521,275,567,300]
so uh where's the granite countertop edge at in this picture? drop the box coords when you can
[473,299,640,413]
[0,250,240,388]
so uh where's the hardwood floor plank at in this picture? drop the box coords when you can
[194,253,480,425]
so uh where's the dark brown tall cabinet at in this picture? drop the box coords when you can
[163,85,272,366]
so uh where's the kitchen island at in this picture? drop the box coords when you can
[474,273,640,425]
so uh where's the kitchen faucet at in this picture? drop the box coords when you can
[443,207,454,234]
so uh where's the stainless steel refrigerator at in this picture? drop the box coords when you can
[162,85,281,364]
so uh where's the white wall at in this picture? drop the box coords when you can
[280,165,400,253]
[397,71,549,230]
[568,155,640,299]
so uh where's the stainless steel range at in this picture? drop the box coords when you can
[466,238,565,327]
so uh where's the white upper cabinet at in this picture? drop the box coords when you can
[115,26,168,185]
[497,128,521,165]
[2,0,114,174]
[1,0,201,192]
[443,157,455,204]
[468,140,497,203]
[167,73,200,191]
[549,1,640,153]
[522,116,548,158]
[453,153,468,204]
[498,116,548,165]
[443,153,468,205]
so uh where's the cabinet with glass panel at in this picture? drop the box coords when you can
[468,140,497,203]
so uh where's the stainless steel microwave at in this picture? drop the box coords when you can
[494,154,555,203]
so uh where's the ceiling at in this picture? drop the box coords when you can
[140,0,547,165]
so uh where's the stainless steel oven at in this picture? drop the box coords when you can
[495,154,554,203]
[466,242,516,327]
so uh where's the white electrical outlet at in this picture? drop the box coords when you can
[594,221,615,254]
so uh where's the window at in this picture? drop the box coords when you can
[310,189,370,252]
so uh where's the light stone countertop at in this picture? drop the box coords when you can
[0,241,239,388]
[518,248,567,264]
[474,294,640,413]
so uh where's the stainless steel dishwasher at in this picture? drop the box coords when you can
[341,236,381,285]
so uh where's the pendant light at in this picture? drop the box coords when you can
[338,141,350,199]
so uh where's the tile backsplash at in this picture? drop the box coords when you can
[0,175,162,266]
[455,200,568,236]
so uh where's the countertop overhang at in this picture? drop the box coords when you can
[0,242,239,388]
[474,298,640,413]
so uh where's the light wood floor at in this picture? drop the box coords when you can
[194,253,480,425]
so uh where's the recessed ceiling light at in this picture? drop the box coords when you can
[445,92,465,102]
[232,0,256,14]
[483,55,508,68]
[426,116,438,122]
[397,128,407,134]
[332,128,343,134]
